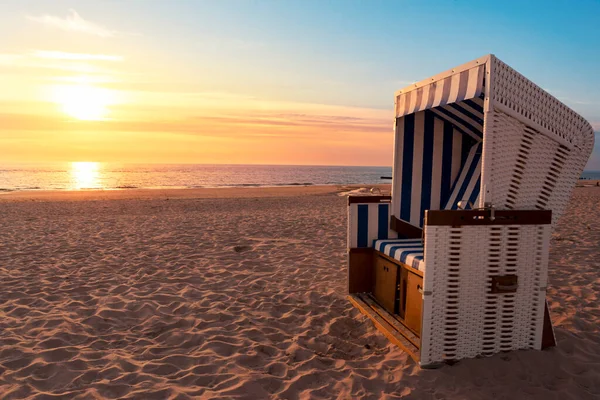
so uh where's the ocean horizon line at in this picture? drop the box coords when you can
[0,161,394,169]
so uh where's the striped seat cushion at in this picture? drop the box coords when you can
[373,238,425,271]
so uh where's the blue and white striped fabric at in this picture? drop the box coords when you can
[443,142,482,210]
[395,64,485,118]
[348,201,398,248]
[391,96,484,228]
[373,238,425,271]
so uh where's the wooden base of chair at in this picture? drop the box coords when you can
[348,246,556,366]
[348,293,420,363]
[349,292,556,365]
[349,249,423,364]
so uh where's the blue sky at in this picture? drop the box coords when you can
[1,0,598,167]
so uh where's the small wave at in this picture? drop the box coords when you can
[0,188,15,192]
[114,185,138,189]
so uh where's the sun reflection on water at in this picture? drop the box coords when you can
[70,162,102,189]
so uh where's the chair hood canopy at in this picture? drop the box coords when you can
[390,54,595,230]
[395,60,486,119]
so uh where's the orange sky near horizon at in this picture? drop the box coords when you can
[0,9,395,166]
[4,5,597,169]
[1,99,393,165]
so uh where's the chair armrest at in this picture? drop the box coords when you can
[347,196,395,248]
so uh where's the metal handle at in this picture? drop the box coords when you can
[417,285,423,294]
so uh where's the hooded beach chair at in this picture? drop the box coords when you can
[347,54,595,367]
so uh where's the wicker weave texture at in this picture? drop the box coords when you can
[420,223,551,366]
[490,56,594,151]
[480,56,594,225]
[484,109,590,226]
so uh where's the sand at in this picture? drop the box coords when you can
[0,185,598,399]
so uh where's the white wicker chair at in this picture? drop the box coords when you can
[347,54,594,367]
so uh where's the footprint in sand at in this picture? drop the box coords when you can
[233,245,252,253]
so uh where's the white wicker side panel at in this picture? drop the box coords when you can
[484,109,591,226]
[481,111,525,208]
[483,56,595,225]
[420,224,551,366]
[490,55,594,152]
[542,141,589,220]
[510,128,561,210]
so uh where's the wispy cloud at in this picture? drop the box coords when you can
[50,75,119,84]
[0,50,124,75]
[0,107,391,137]
[26,9,117,38]
[31,50,123,62]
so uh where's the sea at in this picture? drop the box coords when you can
[0,163,394,192]
[0,163,598,192]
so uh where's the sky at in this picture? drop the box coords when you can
[0,0,599,168]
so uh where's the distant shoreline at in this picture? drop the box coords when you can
[2,180,597,202]
[0,184,395,202]
[0,183,320,193]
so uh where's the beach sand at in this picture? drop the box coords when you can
[0,185,598,399]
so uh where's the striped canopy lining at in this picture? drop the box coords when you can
[394,94,484,228]
[395,64,485,118]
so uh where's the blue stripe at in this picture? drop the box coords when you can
[388,246,403,259]
[440,120,454,208]
[357,204,369,247]
[400,115,414,221]
[377,203,389,240]
[463,98,484,114]
[420,111,435,226]
[448,102,484,126]
[399,250,421,264]
[399,250,411,263]
[435,107,482,139]
[442,133,476,210]
[461,135,472,169]
[386,246,422,260]
[389,246,408,260]
[432,111,476,141]
[467,176,482,209]
[451,145,482,210]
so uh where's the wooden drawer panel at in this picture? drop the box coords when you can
[404,271,423,335]
[373,256,399,314]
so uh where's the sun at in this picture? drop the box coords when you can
[53,83,115,120]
